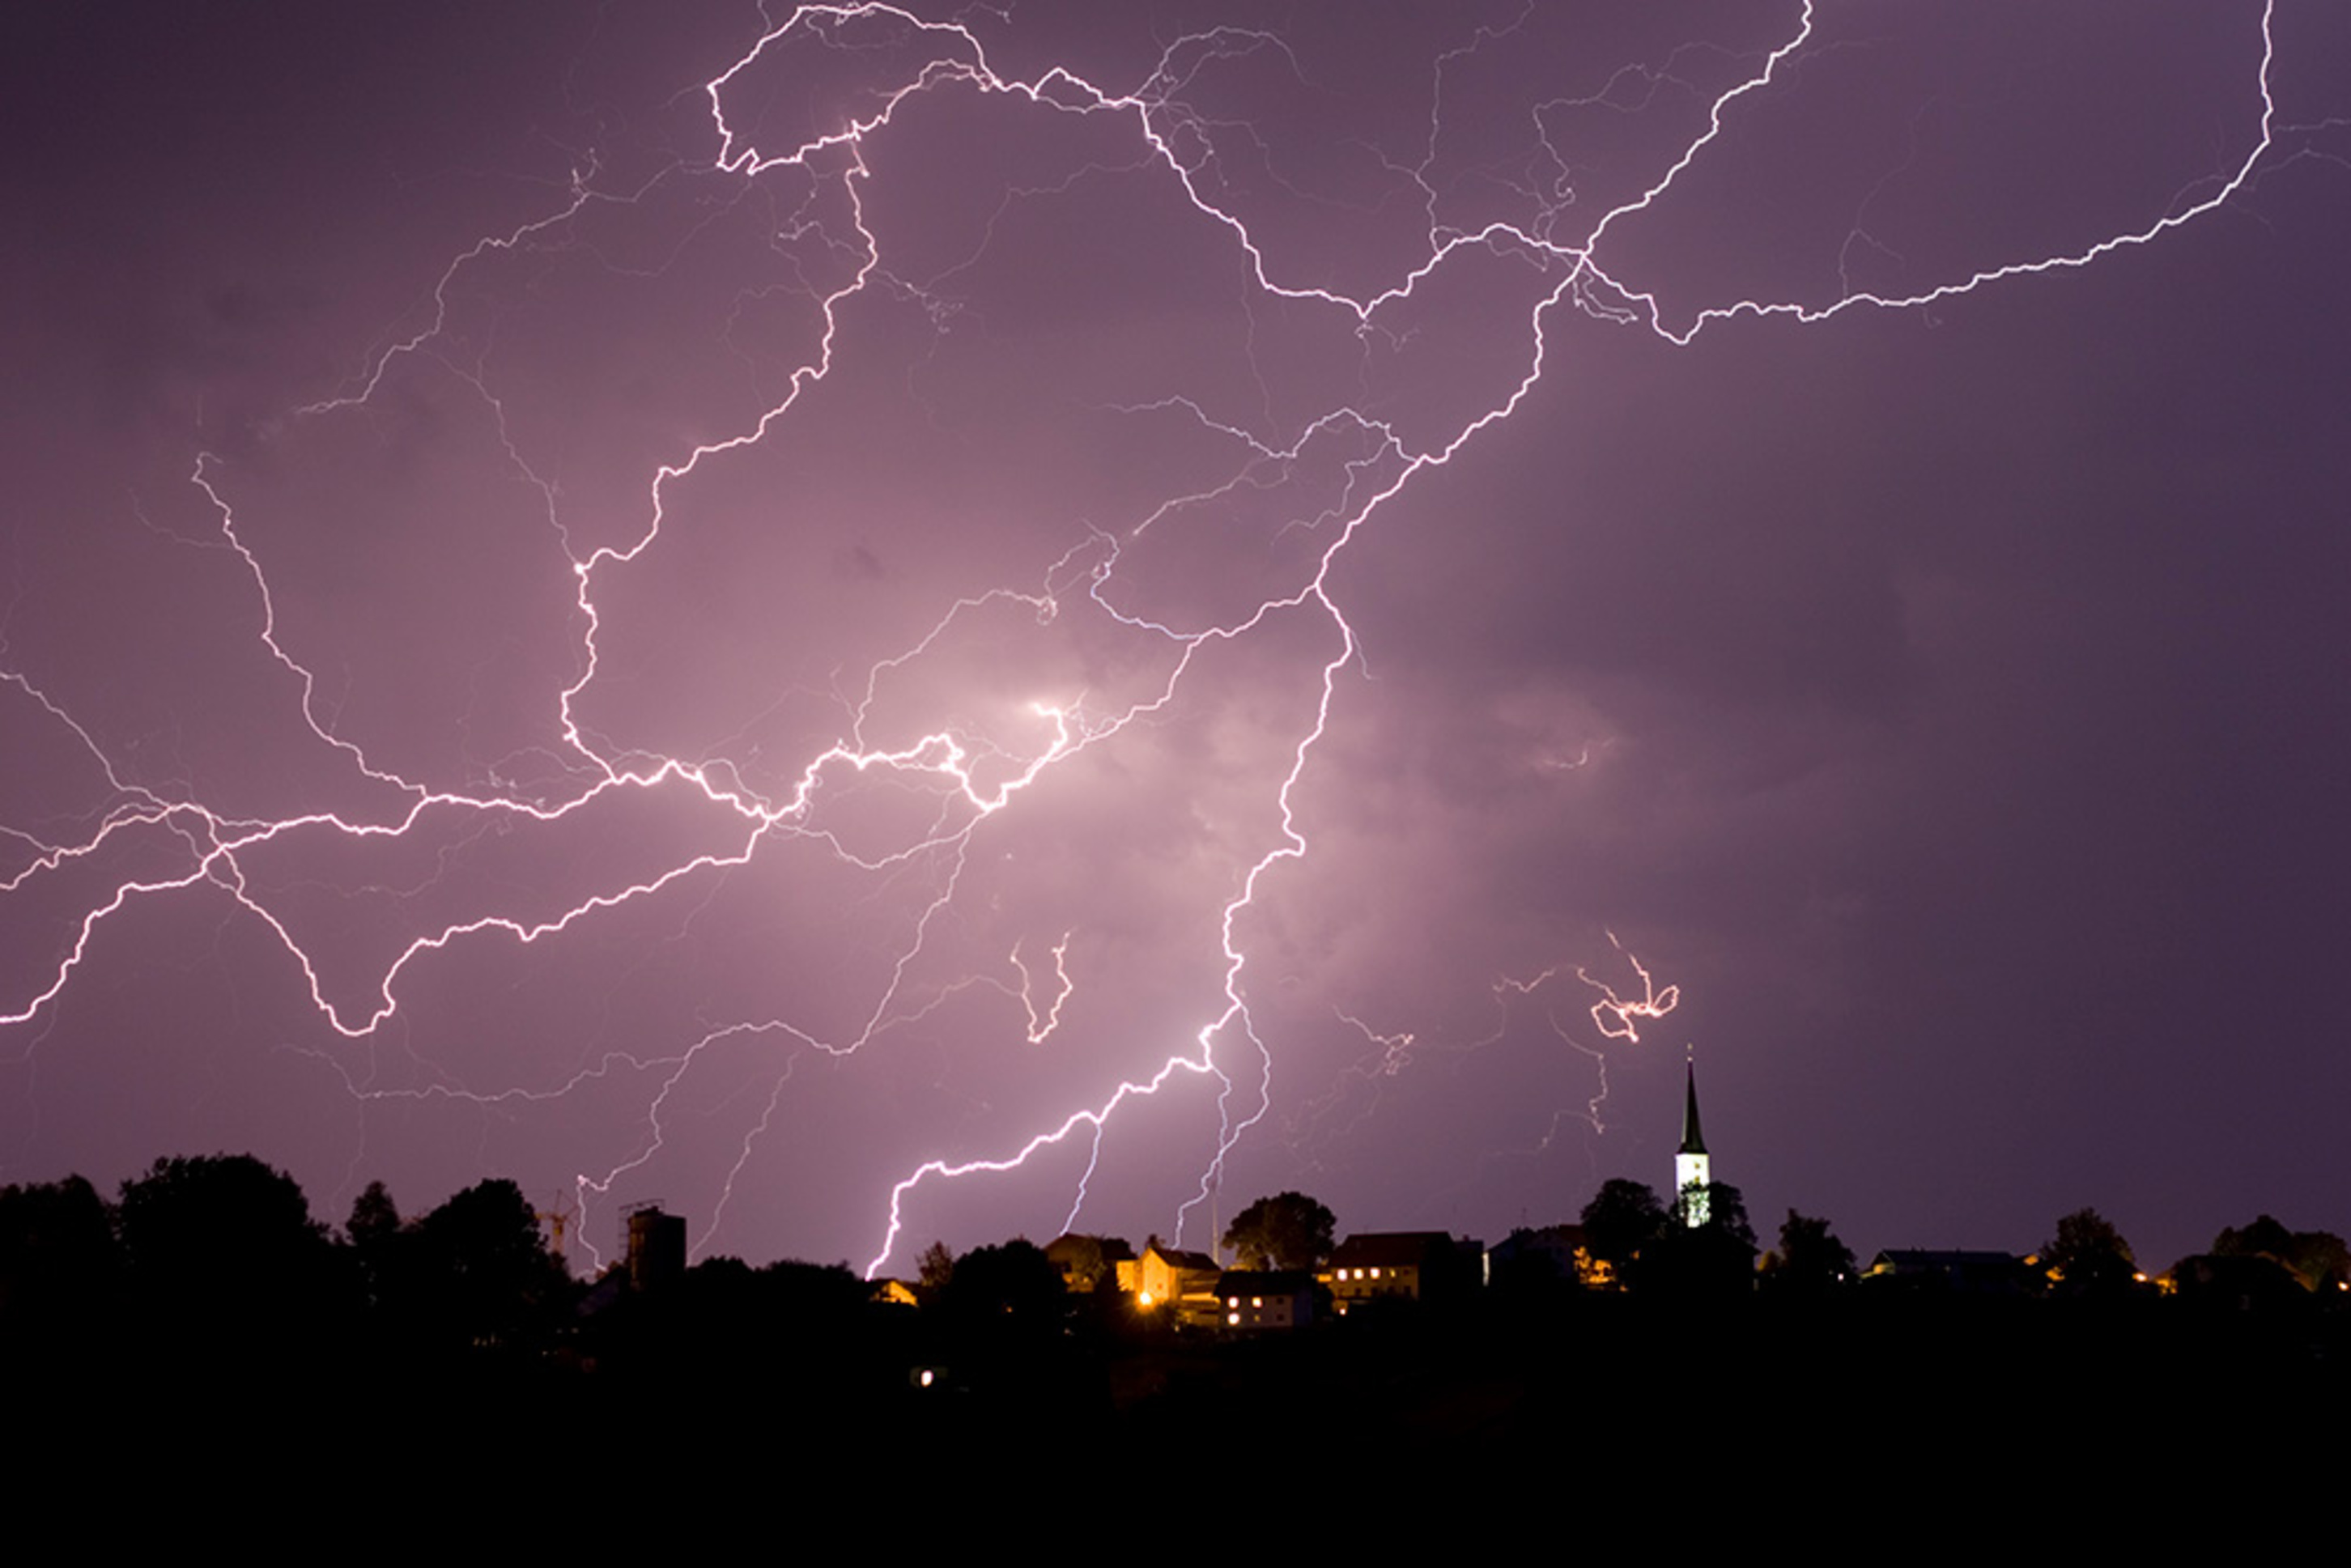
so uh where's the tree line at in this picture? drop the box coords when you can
[8,1151,2345,1395]
[0,1154,570,1387]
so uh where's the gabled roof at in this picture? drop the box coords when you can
[1869,1248,2022,1269]
[1145,1243,1218,1273]
[1864,1249,2033,1294]
[1329,1231,1454,1269]
[1215,1269,1316,1296]
[1490,1223,1587,1257]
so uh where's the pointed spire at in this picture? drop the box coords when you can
[1679,1047,1707,1157]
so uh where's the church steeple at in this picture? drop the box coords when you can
[1674,1048,1711,1227]
[1679,1052,1707,1158]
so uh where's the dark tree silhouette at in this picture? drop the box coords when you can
[1762,1208,1856,1294]
[2042,1207,2138,1294]
[1668,1180,1756,1250]
[1048,1233,1116,1292]
[115,1153,355,1359]
[1222,1191,1337,1272]
[603,1253,886,1396]
[0,1175,121,1339]
[1579,1179,1665,1284]
[2213,1215,2350,1292]
[345,1179,406,1313]
[1649,1181,1758,1297]
[412,1177,570,1350]
[346,1179,400,1245]
[936,1239,1066,1343]
[916,1239,956,1294]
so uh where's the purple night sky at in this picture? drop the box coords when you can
[5,2,2345,1277]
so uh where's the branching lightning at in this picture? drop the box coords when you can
[0,2,2299,1276]
[1576,931,1681,1045]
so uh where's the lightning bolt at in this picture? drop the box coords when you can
[1012,932,1074,1046]
[1575,931,1682,1045]
[0,3,2300,1276]
[1297,939,1669,1187]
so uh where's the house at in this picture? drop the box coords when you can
[1863,1249,2033,1296]
[1486,1223,1605,1291]
[1214,1269,1317,1331]
[1320,1231,1480,1315]
[1129,1241,1223,1327]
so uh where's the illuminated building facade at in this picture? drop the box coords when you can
[1215,1270,1316,1331]
[1129,1241,1223,1327]
[1320,1232,1479,1315]
[1676,1054,1710,1229]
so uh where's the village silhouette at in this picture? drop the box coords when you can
[5,1055,2342,1492]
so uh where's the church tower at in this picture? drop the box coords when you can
[1675,1050,1711,1227]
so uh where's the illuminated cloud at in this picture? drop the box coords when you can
[5,2,2345,1273]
